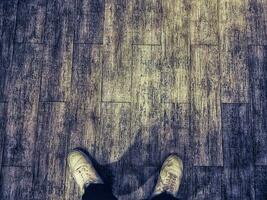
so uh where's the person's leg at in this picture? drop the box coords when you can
[149,155,183,200]
[67,149,117,200]
[82,184,117,200]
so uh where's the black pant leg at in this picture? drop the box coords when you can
[150,192,180,200]
[82,184,118,200]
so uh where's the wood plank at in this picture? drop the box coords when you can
[248,45,267,165]
[0,103,7,172]
[220,0,249,103]
[101,0,133,102]
[97,103,131,164]
[219,0,248,23]
[222,104,254,200]
[191,46,223,166]
[131,45,162,164]
[41,0,75,101]
[3,43,43,166]
[33,102,68,200]
[0,0,18,101]
[191,167,222,200]
[64,44,103,200]
[132,0,163,45]
[40,43,73,102]
[97,102,131,197]
[74,0,104,43]
[0,166,33,200]
[68,44,102,151]
[44,0,75,45]
[125,45,162,200]
[159,103,189,160]
[247,0,267,45]
[161,0,190,103]
[255,166,267,199]
[190,0,218,45]
[15,0,46,43]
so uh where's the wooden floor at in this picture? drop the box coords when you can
[0,0,266,199]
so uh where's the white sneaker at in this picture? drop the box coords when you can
[67,150,103,194]
[151,155,183,198]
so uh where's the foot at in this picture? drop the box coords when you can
[67,149,103,194]
[151,155,183,198]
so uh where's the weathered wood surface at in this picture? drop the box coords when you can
[132,0,163,45]
[74,0,104,44]
[255,166,267,200]
[44,0,75,45]
[190,0,218,45]
[33,102,68,200]
[0,0,267,199]
[0,166,33,199]
[191,46,223,166]
[3,43,43,166]
[0,103,7,172]
[102,0,133,102]
[220,0,249,103]
[191,167,222,200]
[222,104,254,200]
[64,43,103,200]
[0,0,18,101]
[162,0,190,103]
[248,45,267,166]
[15,0,46,43]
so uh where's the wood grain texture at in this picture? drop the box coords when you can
[191,46,223,166]
[0,166,33,200]
[247,0,267,45]
[220,0,249,103]
[64,44,102,200]
[0,0,18,101]
[44,0,75,45]
[3,43,43,166]
[190,0,218,45]
[128,45,162,200]
[222,104,254,200]
[97,103,131,164]
[68,44,102,151]
[121,103,190,200]
[40,43,73,102]
[15,0,46,43]
[33,102,67,200]
[132,0,163,45]
[161,0,190,103]
[40,0,75,101]
[98,102,132,197]
[0,103,7,172]
[191,167,222,200]
[248,45,267,165]
[131,45,162,164]
[102,0,133,102]
[74,0,104,44]
[1,0,266,199]
[255,166,267,199]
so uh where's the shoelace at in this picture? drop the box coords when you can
[75,165,95,184]
[158,172,178,193]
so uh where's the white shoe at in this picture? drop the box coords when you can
[151,155,183,198]
[67,150,103,194]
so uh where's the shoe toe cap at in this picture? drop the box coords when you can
[165,155,183,170]
[67,150,88,168]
